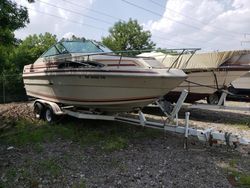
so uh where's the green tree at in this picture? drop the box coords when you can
[60,35,86,42]
[0,0,29,45]
[102,19,155,55]
[0,33,57,103]
[11,32,58,72]
[0,0,29,72]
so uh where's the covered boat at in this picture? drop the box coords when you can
[139,50,250,104]
[230,71,250,96]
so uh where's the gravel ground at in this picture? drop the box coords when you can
[0,101,250,188]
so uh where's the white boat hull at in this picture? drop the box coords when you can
[165,69,248,102]
[174,70,246,93]
[231,71,250,90]
[138,50,250,103]
[23,68,186,112]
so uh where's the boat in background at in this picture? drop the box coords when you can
[138,50,250,104]
[22,40,187,113]
[229,71,250,97]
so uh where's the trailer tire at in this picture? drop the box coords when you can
[44,106,56,123]
[207,92,224,105]
[34,102,44,120]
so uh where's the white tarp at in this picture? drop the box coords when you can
[138,50,250,70]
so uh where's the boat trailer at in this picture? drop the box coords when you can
[189,90,250,112]
[33,90,250,148]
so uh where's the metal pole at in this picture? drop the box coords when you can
[184,112,190,149]
[2,72,5,103]
[167,49,185,72]
[170,89,188,119]
[118,54,123,68]
[218,91,227,106]
[176,113,178,126]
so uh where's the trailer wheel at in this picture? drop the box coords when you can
[44,106,55,123]
[207,92,224,105]
[34,102,44,119]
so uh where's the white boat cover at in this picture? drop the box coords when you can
[138,50,250,70]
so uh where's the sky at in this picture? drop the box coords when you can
[14,0,250,52]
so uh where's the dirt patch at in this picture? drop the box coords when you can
[0,102,250,187]
[0,102,35,131]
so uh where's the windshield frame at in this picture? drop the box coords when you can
[40,40,113,58]
[60,40,112,54]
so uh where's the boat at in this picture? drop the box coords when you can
[22,40,187,113]
[138,50,250,104]
[230,71,250,96]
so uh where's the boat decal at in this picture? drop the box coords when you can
[23,69,158,75]
[28,65,58,69]
[26,63,137,70]
[26,90,159,103]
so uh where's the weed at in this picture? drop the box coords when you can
[109,159,128,172]
[231,118,250,129]
[37,159,61,177]
[102,136,128,152]
[29,179,39,188]
[229,170,250,187]
[229,159,238,168]
[118,163,128,172]
[5,168,17,181]
[239,174,250,186]
[222,158,250,187]
[0,182,5,188]
[72,180,86,188]
[232,124,250,130]
[33,143,44,153]
[19,168,32,179]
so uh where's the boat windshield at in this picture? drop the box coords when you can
[61,41,112,54]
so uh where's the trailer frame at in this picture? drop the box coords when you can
[189,90,250,112]
[33,90,250,147]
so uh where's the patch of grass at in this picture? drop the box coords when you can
[109,158,128,172]
[239,174,250,186]
[68,120,162,151]
[229,159,238,168]
[222,159,250,187]
[19,168,32,179]
[72,180,86,188]
[77,129,104,146]
[232,124,250,130]
[109,159,128,172]
[237,118,250,126]
[118,163,128,172]
[229,170,250,187]
[37,159,61,177]
[102,136,127,152]
[0,117,163,151]
[131,127,162,139]
[0,182,5,188]
[33,143,44,153]
[5,168,17,182]
[1,119,76,146]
